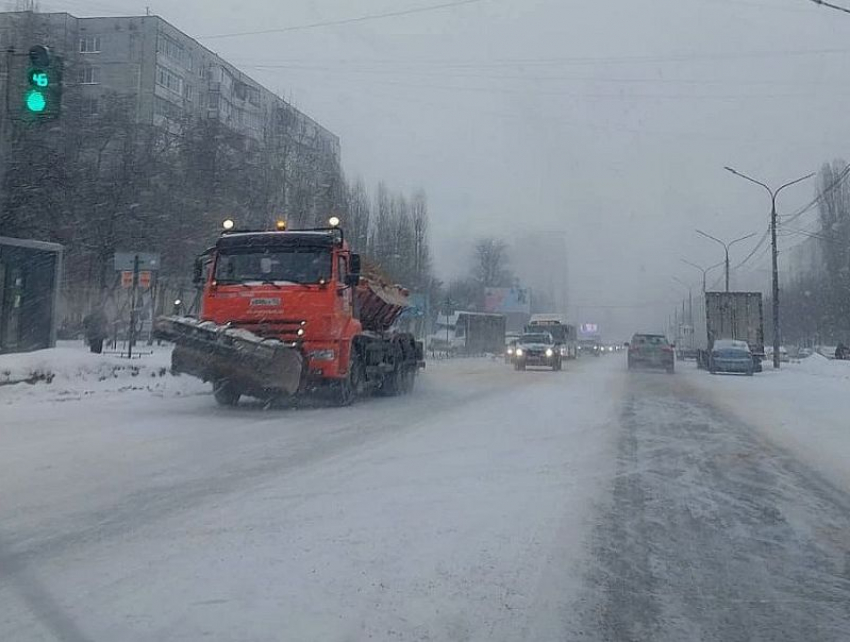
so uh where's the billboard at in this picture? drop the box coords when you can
[579,323,600,337]
[484,287,531,314]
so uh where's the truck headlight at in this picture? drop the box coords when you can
[545,348,554,357]
[507,347,514,355]
[560,347,568,356]
[310,349,336,361]
[515,348,523,357]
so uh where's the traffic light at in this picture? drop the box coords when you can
[23,45,62,119]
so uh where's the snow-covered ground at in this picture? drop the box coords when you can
[0,350,619,641]
[681,354,850,490]
[4,345,849,640]
[0,340,206,404]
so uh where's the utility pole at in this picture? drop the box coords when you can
[724,167,814,369]
[695,230,757,292]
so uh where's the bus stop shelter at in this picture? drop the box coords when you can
[0,236,64,354]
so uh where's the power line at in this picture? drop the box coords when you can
[783,162,850,224]
[232,47,850,67]
[235,61,846,88]
[781,226,847,244]
[226,70,850,100]
[202,0,489,40]
[734,226,770,269]
[810,0,850,15]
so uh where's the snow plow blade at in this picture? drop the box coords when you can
[154,316,304,396]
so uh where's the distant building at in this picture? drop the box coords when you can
[511,230,570,314]
[783,235,823,281]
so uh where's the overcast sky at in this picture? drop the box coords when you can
[18,0,850,336]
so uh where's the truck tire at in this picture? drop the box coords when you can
[213,380,241,406]
[401,366,417,394]
[332,352,362,406]
[380,367,403,396]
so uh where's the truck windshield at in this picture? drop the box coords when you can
[533,326,566,341]
[520,334,552,344]
[214,249,332,284]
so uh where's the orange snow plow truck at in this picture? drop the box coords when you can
[155,219,424,406]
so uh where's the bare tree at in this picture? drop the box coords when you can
[411,189,431,288]
[472,237,513,288]
[345,177,371,252]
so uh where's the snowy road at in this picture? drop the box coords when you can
[2,355,850,641]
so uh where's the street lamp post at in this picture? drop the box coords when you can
[681,259,725,295]
[695,229,757,292]
[672,276,693,326]
[724,167,814,369]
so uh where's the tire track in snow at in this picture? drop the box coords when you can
[582,372,850,641]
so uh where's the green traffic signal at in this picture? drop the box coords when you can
[26,89,47,113]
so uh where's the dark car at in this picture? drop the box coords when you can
[709,339,754,375]
[627,333,675,373]
[514,332,562,371]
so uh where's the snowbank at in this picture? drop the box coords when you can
[794,351,850,379]
[0,341,205,403]
[683,357,850,490]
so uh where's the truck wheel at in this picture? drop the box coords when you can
[401,366,417,394]
[380,368,403,396]
[213,380,241,406]
[333,353,362,406]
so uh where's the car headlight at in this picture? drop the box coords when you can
[309,349,336,361]
[507,347,514,355]
[545,348,554,357]
[515,348,523,357]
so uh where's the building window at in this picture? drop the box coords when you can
[79,36,101,53]
[156,64,183,95]
[154,96,182,120]
[81,97,99,116]
[78,66,101,84]
[184,84,194,102]
[157,34,184,64]
[207,93,219,109]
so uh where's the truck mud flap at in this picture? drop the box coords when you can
[155,316,304,396]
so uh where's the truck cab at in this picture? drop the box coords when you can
[203,229,361,382]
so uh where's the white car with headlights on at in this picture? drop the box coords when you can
[513,332,562,371]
